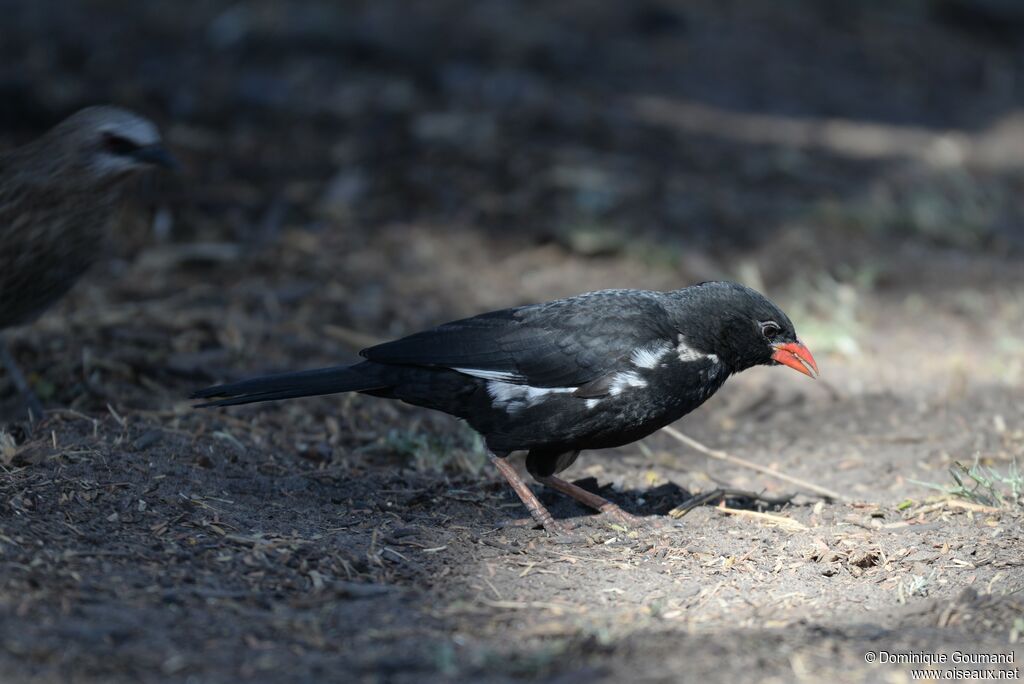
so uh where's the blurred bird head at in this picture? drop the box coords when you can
[674,281,818,378]
[48,106,177,180]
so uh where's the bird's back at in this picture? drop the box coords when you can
[0,146,116,329]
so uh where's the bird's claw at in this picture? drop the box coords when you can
[546,519,597,544]
[496,516,591,542]
[596,506,678,533]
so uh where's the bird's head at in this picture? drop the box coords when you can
[673,281,818,379]
[50,106,177,180]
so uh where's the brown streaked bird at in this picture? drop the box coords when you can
[0,106,176,419]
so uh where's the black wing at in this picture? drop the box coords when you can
[361,290,675,388]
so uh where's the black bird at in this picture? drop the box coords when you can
[193,281,818,534]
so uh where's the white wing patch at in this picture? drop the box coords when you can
[609,371,647,396]
[481,356,658,412]
[485,381,613,413]
[487,380,576,414]
[630,342,671,369]
[454,367,522,382]
[676,335,710,363]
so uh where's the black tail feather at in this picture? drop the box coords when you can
[191,364,383,407]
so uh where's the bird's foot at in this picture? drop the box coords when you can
[546,521,591,543]
[495,516,538,529]
[0,340,44,424]
[22,392,44,425]
[529,474,677,534]
[597,503,641,525]
[504,508,674,537]
[497,515,591,542]
[596,505,677,532]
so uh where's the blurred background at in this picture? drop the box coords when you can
[3,0,1023,463]
[2,1,1024,682]
[3,0,1024,394]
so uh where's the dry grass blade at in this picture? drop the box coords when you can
[917,497,995,511]
[666,487,795,518]
[713,504,807,531]
[941,498,1001,514]
[661,425,848,502]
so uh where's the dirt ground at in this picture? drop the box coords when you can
[2,1,1024,682]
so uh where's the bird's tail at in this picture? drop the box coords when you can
[191,363,385,407]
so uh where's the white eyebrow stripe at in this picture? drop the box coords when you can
[630,342,672,369]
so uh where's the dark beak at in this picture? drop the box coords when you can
[132,144,179,170]
[771,341,818,379]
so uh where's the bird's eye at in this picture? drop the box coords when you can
[102,132,140,157]
[760,321,781,339]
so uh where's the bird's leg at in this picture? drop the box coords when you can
[534,475,643,526]
[489,454,568,534]
[0,337,44,423]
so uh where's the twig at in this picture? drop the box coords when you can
[661,425,848,502]
[939,498,1001,515]
[713,504,807,531]
[921,497,999,511]
[667,487,795,518]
